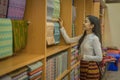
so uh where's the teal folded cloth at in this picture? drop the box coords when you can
[54,22,60,44]
[28,61,43,71]
[0,18,13,59]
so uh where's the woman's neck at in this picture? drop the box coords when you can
[86,30,93,35]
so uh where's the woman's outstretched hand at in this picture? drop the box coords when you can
[58,18,63,28]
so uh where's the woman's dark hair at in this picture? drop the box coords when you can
[77,15,101,50]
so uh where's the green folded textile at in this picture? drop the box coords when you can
[52,0,60,19]
[12,20,28,52]
[0,18,13,59]
[47,0,60,20]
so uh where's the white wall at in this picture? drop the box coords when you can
[104,3,120,48]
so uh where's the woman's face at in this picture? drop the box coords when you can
[83,17,93,31]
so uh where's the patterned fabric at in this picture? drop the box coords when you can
[46,22,55,45]
[9,67,28,78]
[54,22,60,44]
[29,71,42,79]
[72,6,76,23]
[52,0,60,19]
[12,20,28,52]
[0,75,12,80]
[80,61,100,80]
[7,0,26,19]
[47,0,60,20]
[72,24,75,37]
[28,66,42,76]
[12,72,27,80]
[0,18,13,59]
[0,0,8,18]
[28,61,43,71]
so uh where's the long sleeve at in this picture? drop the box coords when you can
[60,27,82,44]
[82,36,103,62]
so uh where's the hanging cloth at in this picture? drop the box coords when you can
[7,0,26,19]
[0,0,8,18]
[0,18,13,59]
[12,20,28,52]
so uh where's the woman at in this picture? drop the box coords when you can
[59,15,103,80]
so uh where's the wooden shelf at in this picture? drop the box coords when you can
[0,52,44,76]
[46,45,70,57]
[56,70,69,80]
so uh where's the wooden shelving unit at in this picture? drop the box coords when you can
[47,45,70,57]
[0,0,101,80]
[0,53,44,76]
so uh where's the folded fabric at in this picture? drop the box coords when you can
[18,75,28,80]
[47,0,54,20]
[0,18,13,59]
[54,22,60,44]
[47,0,60,20]
[0,0,8,18]
[7,0,26,19]
[12,72,27,80]
[28,66,43,76]
[72,6,76,23]
[72,24,76,37]
[9,67,28,78]
[12,20,28,52]
[30,75,42,80]
[29,71,42,79]
[107,50,120,54]
[46,22,55,45]
[0,75,12,80]
[52,0,60,19]
[28,61,43,71]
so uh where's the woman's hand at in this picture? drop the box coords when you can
[58,18,63,27]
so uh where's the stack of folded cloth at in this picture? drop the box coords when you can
[27,61,43,80]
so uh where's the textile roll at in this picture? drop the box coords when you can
[7,0,26,19]
[0,0,8,18]
[0,18,13,59]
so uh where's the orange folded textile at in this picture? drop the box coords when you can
[28,66,43,76]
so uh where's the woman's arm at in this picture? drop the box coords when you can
[59,18,81,44]
[60,27,81,44]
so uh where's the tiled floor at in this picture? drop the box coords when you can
[102,62,120,80]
